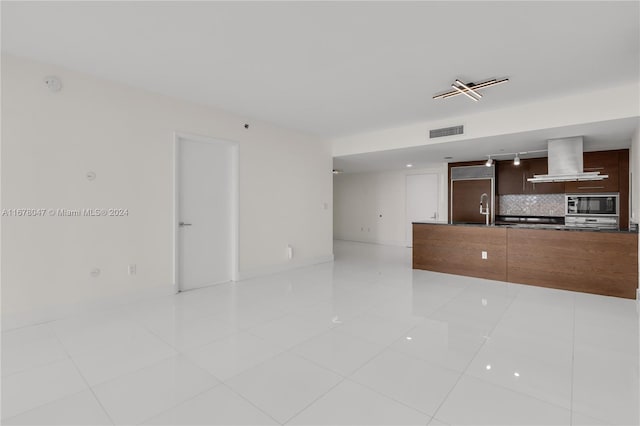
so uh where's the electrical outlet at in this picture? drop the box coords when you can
[481,251,488,260]
[128,264,137,275]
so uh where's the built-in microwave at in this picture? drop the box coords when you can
[565,194,619,216]
[565,194,619,229]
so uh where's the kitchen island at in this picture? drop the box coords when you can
[413,222,638,299]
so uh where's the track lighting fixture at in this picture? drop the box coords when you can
[482,149,547,166]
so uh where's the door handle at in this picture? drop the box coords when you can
[179,222,192,227]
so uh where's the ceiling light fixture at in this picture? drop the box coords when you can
[455,79,482,99]
[451,84,479,102]
[482,149,547,164]
[485,156,493,167]
[434,77,509,101]
[406,163,413,168]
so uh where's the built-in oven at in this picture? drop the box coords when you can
[565,193,619,229]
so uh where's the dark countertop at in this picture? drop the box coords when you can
[412,221,638,234]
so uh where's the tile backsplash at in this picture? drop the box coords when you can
[499,194,565,216]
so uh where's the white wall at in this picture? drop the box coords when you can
[630,119,640,224]
[629,119,640,297]
[1,54,333,329]
[333,166,447,246]
[332,83,640,157]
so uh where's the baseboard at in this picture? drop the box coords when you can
[237,254,335,281]
[334,238,408,247]
[1,284,175,332]
[2,255,336,331]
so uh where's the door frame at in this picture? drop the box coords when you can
[172,131,239,293]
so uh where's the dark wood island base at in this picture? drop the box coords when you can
[413,223,638,299]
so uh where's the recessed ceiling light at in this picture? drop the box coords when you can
[514,372,520,377]
[486,364,492,370]
[406,164,413,168]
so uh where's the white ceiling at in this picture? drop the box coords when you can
[333,117,640,173]
[2,1,639,139]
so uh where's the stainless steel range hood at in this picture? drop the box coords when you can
[527,136,608,183]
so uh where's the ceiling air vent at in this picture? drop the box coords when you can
[430,125,463,139]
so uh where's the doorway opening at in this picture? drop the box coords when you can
[406,173,439,247]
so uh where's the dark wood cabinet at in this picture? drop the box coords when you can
[455,149,629,229]
[413,224,638,299]
[565,150,620,193]
[497,158,563,195]
[451,179,492,224]
[526,158,566,194]
[498,151,624,195]
[497,161,524,195]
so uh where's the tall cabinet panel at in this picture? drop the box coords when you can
[527,158,565,194]
[565,151,620,193]
[497,158,563,195]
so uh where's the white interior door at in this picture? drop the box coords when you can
[406,173,439,247]
[177,135,236,291]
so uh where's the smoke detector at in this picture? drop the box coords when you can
[44,76,62,92]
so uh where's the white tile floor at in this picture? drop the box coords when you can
[2,240,638,425]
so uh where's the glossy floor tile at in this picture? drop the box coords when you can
[1,359,88,420]
[140,312,239,351]
[286,379,431,425]
[143,384,279,425]
[225,352,342,423]
[389,318,488,372]
[184,331,285,381]
[466,332,573,409]
[247,312,336,350]
[572,343,639,425]
[2,240,638,425]
[2,390,112,425]
[350,349,461,416]
[435,374,572,425]
[1,323,68,377]
[290,329,386,376]
[92,355,219,424]
[69,327,178,386]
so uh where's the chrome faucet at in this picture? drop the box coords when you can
[480,193,490,226]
